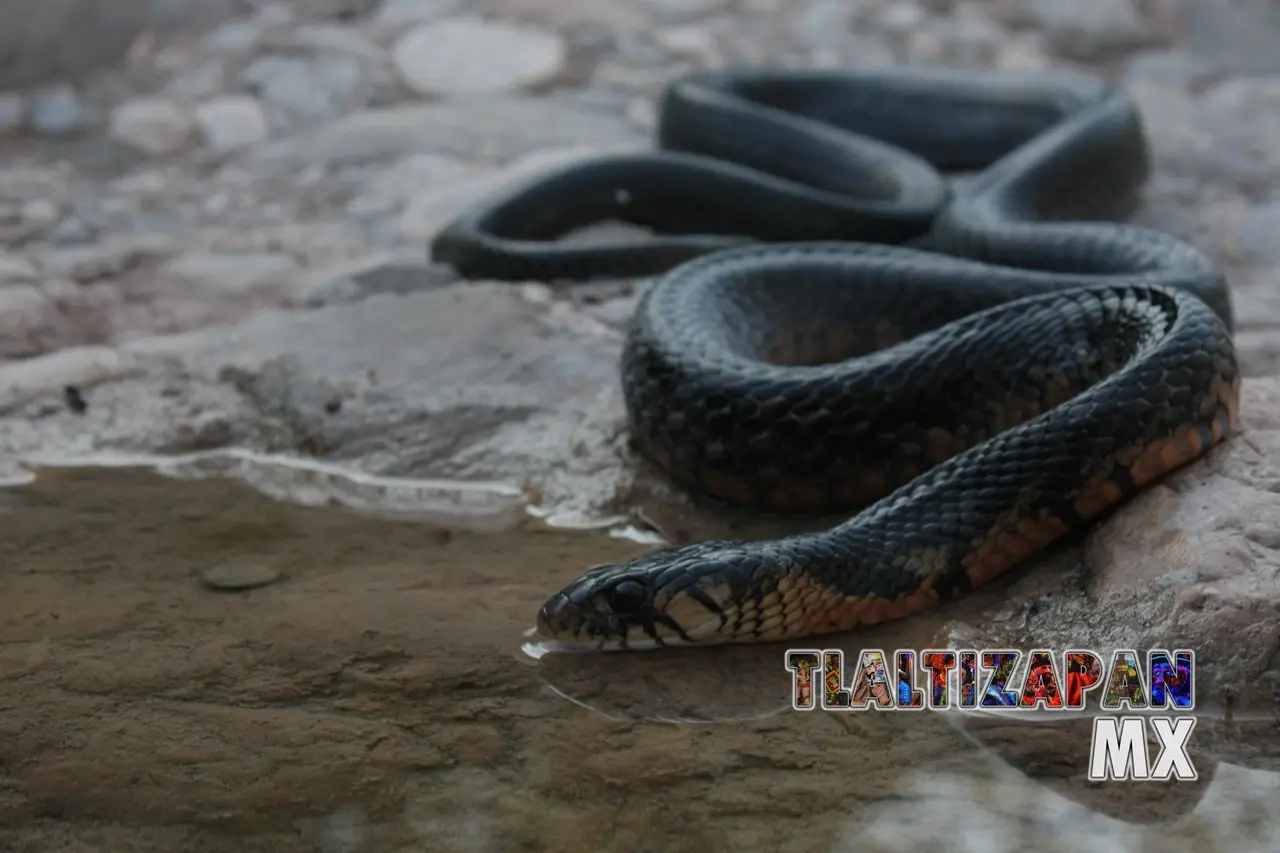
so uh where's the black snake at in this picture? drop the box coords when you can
[431,67,1239,651]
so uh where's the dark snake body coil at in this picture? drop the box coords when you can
[431,67,1238,651]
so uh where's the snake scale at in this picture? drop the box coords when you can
[430,67,1239,652]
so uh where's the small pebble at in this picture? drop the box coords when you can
[199,557,283,591]
[28,84,84,135]
[63,385,87,414]
[0,251,39,283]
[393,17,568,96]
[0,94,24,134]
[109,98,193,154]
[195,95,271,152]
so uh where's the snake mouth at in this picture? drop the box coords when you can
[535,579,723,652]
[535,591,702,652]
[534,544,767,652]
[534,541,813,651]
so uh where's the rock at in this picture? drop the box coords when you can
[625,95,655,129]
[47,215,96,246]
[204,20,265,53]
[644,0,729,24]
[248,99,642,170]
[350,153,482,213]
[793,0,859,53]
[297,254,453,307]
[1072,380,1280,703]
[875,1,926,35]
[27,84,84,135]
[0,285,55,358]
[1025,0,1156,60]
[832,756,1278,851]
[264,22,385,61]
[20,199,60,231]
[0,0,241,91]
[1123,79,1201,166]
[655,26,719,61]
[41,238,173,283]
[993,32,1051,72]
[933,379,1280,709]
[2,2,1280,847]
[300,0,381,18]
[240,55,363,126]
[198,556,282,591]
[1236,202,1280,268]
[0,346,131,413]
[1123,49,1222,88]
[202,6,293,55]
[0,251,39,284]
[162,61,228,102]
[159,251,299,298]
[0,93,24,134]
[1174,0,1280,75]
[195,95,270,152]
[392,16,568,97]
[103,282,627,508]
[108,98,193,155]
[397,146,604,242]
[1190,77,1280,193]
[906,15,1000,67]
[937,9,1002,67]
[373,0,464,27]
[612,32,672,68]
[0,198,61,244]
[0,276,127,359]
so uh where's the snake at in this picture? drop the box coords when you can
[429,67,1240,652]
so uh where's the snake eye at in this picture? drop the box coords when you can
[608,580,647,614]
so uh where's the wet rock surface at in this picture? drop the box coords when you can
[0,0,1278,850]
[1,467,1277,853]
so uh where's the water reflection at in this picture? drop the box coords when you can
[531,638,794,722]
[531,604,1280,852]
[839,761,1280,853]
[1,463,1277,852]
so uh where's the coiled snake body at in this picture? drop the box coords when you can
[431,67,1239,652]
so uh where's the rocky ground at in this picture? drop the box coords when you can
[0,0,1279,851]
[1,0,1279,482]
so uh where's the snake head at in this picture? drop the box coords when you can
[535,540,790,651]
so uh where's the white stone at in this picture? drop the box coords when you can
[392,16,567,97]
[205,20,266,54]
[109,98,193,155]
[0,251,38,283]
[656,27,719,60]
[877,2,926,34]
[160,251,298,297]
[195,95,271,152]
[21,200,59,229]
[28,84,83,135]
[354,153,481,211]
[240,55,360,124]
[164,62,228,101]
[1028,0,1152,58]
[274,24,386,61]
[0,94,24,135]
[0,284,53,359]
[645,0,728,24]
[375,0,464,27]
[626,96,656,129]
[0,346,129,413]
[995,33,1052,72]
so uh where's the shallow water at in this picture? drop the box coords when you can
[1,464,1278,853]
